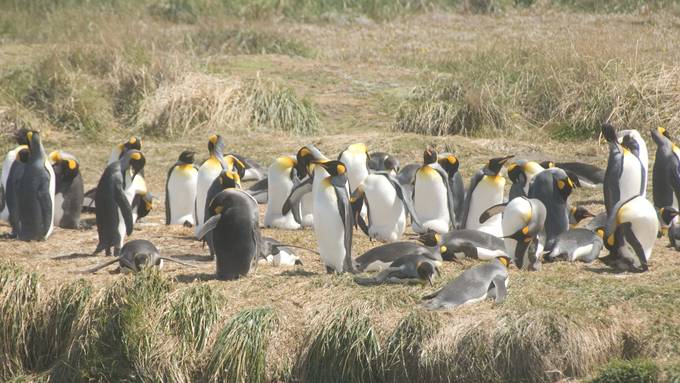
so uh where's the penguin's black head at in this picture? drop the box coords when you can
[423,147,437,165]
[15,128,33,146]
[317,160,347,177]
[621,134,640,156]
[656,127,673,141]
[506,162,523,183]
[133,253,152,271]
[124,136,142,152]
[208,134,225,156]
[601,123,618,143]
[497,255,512,268]
[539,160,556,169]
[416,261,437,286]
[24,130,41,151]
[178,150,195,164]
[554,172,575,200]
[218,169,241,189]
[224,155,246,179]
[124,150,146,179]
[437,154,459,175]
[570,206,594,224]
[659,206,679,226]
[438,244,455,261]
[484,155,514,176]
[418,230,441,247]
[297,145,326,177]
[384,155,400,173]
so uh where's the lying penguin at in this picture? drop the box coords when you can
[354,254,439,286]
[84,239,195,274]
[418,229,506,261]
[354,241,443,272]
[258,237,308,266]
[422,256,511,310]
[543,228,603,263]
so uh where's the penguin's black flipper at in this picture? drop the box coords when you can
[114,186,134,236]
[83,257,119,274]
[164,163,176,225]
[37,180,53,237]
[383,173,422,228]
[282,177,312,216]
[621,222,649,272]
[196,214,221,241]
[331,175,356,274]
[479,203,508,224]
[460,171,483,229]
[451,172,465,228]
[421,288,443,301]
[432,166,456,230]
[0,184,5,212]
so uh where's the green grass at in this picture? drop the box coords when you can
[164,284,222,353]
[590,359,660,383]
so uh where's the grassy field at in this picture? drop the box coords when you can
[2,1,680,382]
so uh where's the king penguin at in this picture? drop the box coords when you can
[165,150,199,226]
[108,136,142,165]
[367,152,400,173]
[461,155,514,237]
[338,143,370,193]
[1,144,28,225]
[203,169,241,258]
[659,206,680,250]
[506,159,544,196]
[412,148,455,234]
[264,156,302,230]
[527,167,575,251]
[618,128,648,194]
[17,131,56,241]
[49,151,84,229]
[5,146,30,237]
[651,127,680,227]
[603,124,646,216]
[281,145,330,227]
[544,228,603,263]
[195,134,227,237]
[437,153,465,228]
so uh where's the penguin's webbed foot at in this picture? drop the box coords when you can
[326,266,335,274]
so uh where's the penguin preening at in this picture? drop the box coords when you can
[94,150,145,256]
[107,136,142,165]
[49,151,84,229]
[412,148,455,234]
[17,131,56,241]
[368,152,400,173]
[527,168,575,251]
[196,189,261,280]
[281,145,330,227]
[354,241,443,272]
[506,159,544,197]
[544,228,603,263]
[421,256,511,310]
[166,150,198,226]
[195,134,227,238]
[354,254,440,286]
[264,156,302,230]
[599,195,658,272]
[84,239,195,274]
[461,155,514,237]
[568,206,595,228]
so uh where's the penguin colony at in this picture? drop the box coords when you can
[0,123,674,309]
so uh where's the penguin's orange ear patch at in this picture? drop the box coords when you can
[214,206,224,214]
[522,226,529,235]
[557,180,566,189]
[607,235,615,246]
[498,256,510,267]
[130,152,142,161]
[67,160,77,170]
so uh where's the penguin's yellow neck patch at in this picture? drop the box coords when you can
[322,177,332,187]
[276,156,295,170]
[347,143,367,154]
[178,163,195,172]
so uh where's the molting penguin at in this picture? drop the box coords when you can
[196,189,260,280]
[84,239,195,273]
[437,153,465,228]
[544,228,603,263]
[49,151,84,229]
[600,195,658,272]
[17,131,56,241]
[311,160,356,273]
[355,241,442,272]
[602,124,646,216]
[421,256,511,310]
[540,161,604,188]
[527,168,575,251]
[264,156,302,230]
[354,254,439,286]
[419,229,507,261]
[166,150,198,226]
[481,196,547,270]
[412,148,455,234]
[338,143,370,193]
[93,150,144,256]
[107,136,142,165]
[195,134,227,237]
[461,155,514,237]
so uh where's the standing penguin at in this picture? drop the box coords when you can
[618,129,649,194]
[412,148,455,234]
[264,156,302,230]
[107,136,142,165]
[49,151,84,229]
[437,153,465,228]
[527,168,575,251]
[461,155,514,237]
[225,153,265,181]
[1,142,28,223]
[281,145,330,227]
[481,196,547,270]
[203,169,241,258]
[603,124,646,216]
[197,189,260,280]
[5,146,30,237]
[651,127,680,223]
[338,143,370,193]
[166,150,199,226]
[600,195,658,272]
[17,131,56,241]
[94,150,144,256]
[312,160,356,273]
[195,135,227,237]
[506,160,545,196]
[659,207,680,250]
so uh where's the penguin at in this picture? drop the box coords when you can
[437,153,465,228]
[338,143,370,193]
[196,189,260,280]
[544,229,603,263]
[540,161,604,188]
[460,155,514,237]
[412,148,455,234]
[419,229,507,261]
[354,254,439,286]
[351,172,419,242]
[259,237,304,267]
[659,207,680,250]
[165,150,199,226]
[651,127,680,225]
[107,136,142,165]
[1,144,28,223]
[226,153,265,181]
[584,212,608,232]
[506,159,544,196]
[481,196,547,270]
[311,160,355,273]
[17,131,56,241]
[264,156,302,230]
[506,162,527,200]
[396,163,420,212]
[568,206,595,228]
[0,184,4,214]
[84,239,195,273]
[131,192,154,222]
[203,169,241,258]
[3,145,29,235]
[367,152,400,173]
[48,151,84,229]
[355,241,443,272]
[618,129,649,194]
[421,256,511,310]
[602,124,646,216]
[195,134,227,237]
[599,195,658,272]
[281,145,330,227]
[527,168,575,251]
[93,150,145,256]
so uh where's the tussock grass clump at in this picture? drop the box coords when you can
[138,74,319,137]
[383,311,440,382]
[295,306,382,383]
[164,284,222,353]
[394,76,506,136]
[590,359,660,383]
[204,307,278,383]
[187,28,310,57]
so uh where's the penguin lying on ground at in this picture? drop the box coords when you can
[49,151,84,229]
[166,150,198,226]
[421,256,511,310]
[544,228,602,263]
[258,237,306,266]
[568,206,595,228]
[84,239,195,273]
[354,241,443,272]
[418,229,507,261]
[540,161,604,188]
[354,254,440,286]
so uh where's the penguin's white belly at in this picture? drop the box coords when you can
[571,244,594,262]
[0,151,17,222]
[502,197,532,260]
[264,169,300,230]
[300,194,314,227]
[243,168,261,181]
[45,161,56,239]
[362,260,392,273]
[467,179,504,233]
[365,176,405,242]
[413,168,449,234]
[53,193,64,226]
[476,248,506,261]
[168,169,197,225]
[266,249,299,266]
[195,165,222,236]
[619,155,642,202]
[313,185,347,271]
[117,209,126,248]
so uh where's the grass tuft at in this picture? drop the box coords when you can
[590,359,660,383]
[383,311,440,382]
[164,284,222,353]
[204,307,278,383]
[187,27,311,57]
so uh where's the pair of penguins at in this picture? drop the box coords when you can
[0,130,84,241]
